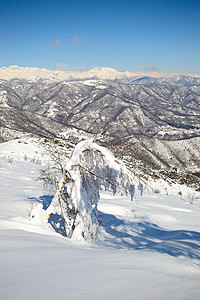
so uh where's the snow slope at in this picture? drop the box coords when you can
[0,139,200,300]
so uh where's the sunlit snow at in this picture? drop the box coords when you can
[0,139,200,300]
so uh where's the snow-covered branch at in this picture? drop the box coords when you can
[46,140,139,240]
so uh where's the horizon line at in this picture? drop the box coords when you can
[1,65,200,77]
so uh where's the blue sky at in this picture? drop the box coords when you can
[0,0,200,73]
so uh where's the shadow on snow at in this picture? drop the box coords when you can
[28,195,53,210]
[28,195,200,259]
[28,195,66,236]
[99,211,200,259]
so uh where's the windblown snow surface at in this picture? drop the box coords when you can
[0,139,200,300]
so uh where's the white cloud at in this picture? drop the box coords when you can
[72,36,81,46]
[56,63,86,72]
[57,62,66,70]
[79,66,85,72]
[52,38,63,48]
[70,35,91,48]
[56,62,71,71]
[144,64,158,71]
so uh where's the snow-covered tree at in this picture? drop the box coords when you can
[46,140,139,241]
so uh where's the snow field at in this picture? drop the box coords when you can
[0,139,200,299]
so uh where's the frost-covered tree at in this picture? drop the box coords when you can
[46,140,139,241]
[38,139,73,191]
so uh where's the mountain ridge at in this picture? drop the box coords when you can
[1,65,200,85]
[0,78,199,172]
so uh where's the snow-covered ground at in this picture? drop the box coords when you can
[0,139,200,300]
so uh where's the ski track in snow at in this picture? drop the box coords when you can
[0,140,200,300]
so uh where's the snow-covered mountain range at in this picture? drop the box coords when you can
[1,78,199,139]
[0,66,199,173]
[1,65,200,85]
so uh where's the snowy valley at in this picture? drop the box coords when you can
[0,70,200,173]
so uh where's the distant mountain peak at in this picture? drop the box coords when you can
[0,65,200,83]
